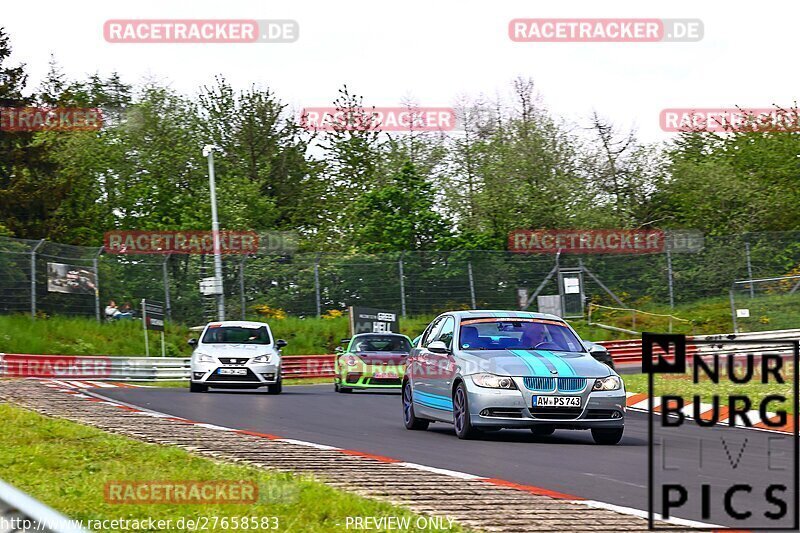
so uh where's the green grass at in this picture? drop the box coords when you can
[6,293,796,360]
[0,315,192,357]
[0,313,616,359]
[623,371,795,414]
[590,292,800,336]
[0,403,462,532]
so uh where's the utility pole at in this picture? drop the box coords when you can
[203,145,225,321]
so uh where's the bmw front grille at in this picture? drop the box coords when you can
[524,377,586,392]
[523,377,556,391]
[557,377,587,392]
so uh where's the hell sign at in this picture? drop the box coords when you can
[349,306,399,335]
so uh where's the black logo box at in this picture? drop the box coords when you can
[643,333,799,530]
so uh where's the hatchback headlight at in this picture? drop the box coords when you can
[471,373,517,389]
[196,353,215,363]
[593,376,622,391]
[251,355,270,364]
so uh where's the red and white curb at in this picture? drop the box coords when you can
[625,392,795,434]
[28,379,718,529]
[37,378,147,389]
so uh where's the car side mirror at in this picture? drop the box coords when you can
[276,339,288,349]
[585,342,605,354]
[334,346,343,353]
[428,341,449,354]
[187,338,198,348]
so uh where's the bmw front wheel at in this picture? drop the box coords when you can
[453,381,478,439]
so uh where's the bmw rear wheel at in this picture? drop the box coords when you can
[453,381,478,439]
[402,380,429,430]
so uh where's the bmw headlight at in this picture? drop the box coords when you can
[471,373,517,389]
[251,354,270,364]
[593,376,622,391]
[196,353,215,363]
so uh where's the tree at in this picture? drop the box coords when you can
[350,161,450,252]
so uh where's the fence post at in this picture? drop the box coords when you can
[666,240,675,310]
[162,254,172,321]
[744,241,754,298]
[314,255,321,318]
[30,239,44,318]
[239,255,246,320]
[729,288,738,333]
[399,253,407,318]
[467,260,476,309]
[93,247,104,322]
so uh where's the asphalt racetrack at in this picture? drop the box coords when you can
[98,384,795,528]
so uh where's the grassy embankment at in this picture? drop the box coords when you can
[2,293,797,358]
[0,403,460,532]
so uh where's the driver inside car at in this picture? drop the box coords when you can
[519,323,548,349]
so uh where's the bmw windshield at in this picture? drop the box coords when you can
[459,318,585,352]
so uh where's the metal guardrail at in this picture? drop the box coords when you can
[0,353,336,381]
[0,479,88,533]
[4,331,796,381]
[693,329,800,357]
[600,329,800,366]
[0,353,190,381]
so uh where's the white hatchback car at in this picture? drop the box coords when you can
[188,320,286,394]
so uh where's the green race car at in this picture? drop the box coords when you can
[334,332,413,392]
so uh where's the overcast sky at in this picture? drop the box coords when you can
[3,0,796,142]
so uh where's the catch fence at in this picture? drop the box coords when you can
[1,231,799,327]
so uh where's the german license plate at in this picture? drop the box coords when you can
[218,368,247,375]
[374,372,398,379]
[533,396,581,408]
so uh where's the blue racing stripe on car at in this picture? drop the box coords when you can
[414,390,453,411]
[534,350,577,376]
[509,349,551,376]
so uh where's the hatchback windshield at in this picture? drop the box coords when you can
[353,335,412,353]
[202,326,272,345]
[459,318,584,352]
